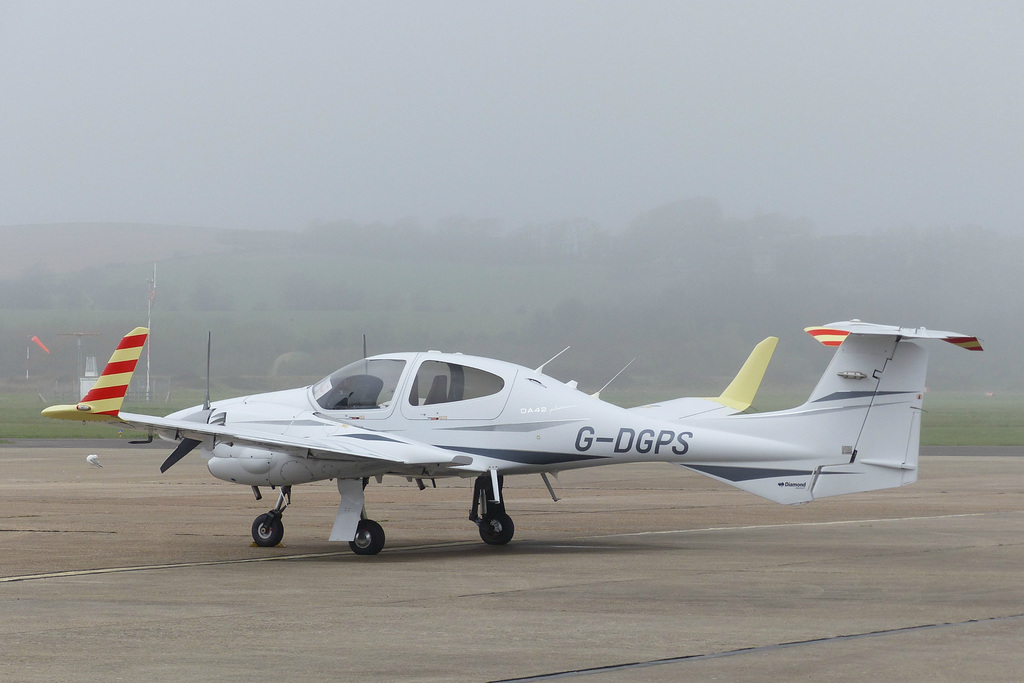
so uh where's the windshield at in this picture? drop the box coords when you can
[312,359,406,411]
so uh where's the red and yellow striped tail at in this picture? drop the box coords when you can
[805,324,983,352]
[942,336,984,352]
[804,327,850,347]
[41,327,149,422]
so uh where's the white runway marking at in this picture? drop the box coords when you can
[0,550,351,584]
[0,540,486,583]
[589,512,986,539]
[0,512,995,584]
[493,612,1024,681]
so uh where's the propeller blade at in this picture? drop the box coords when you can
[159,437,203,473]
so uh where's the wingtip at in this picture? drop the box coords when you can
[41,404,125,422]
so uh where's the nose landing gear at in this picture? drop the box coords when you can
[251,486,290,547]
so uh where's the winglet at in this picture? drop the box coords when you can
[707,336,778,411]
[41,327,149,422]
[805,321,982,351]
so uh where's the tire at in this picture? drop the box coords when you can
[252,512,284,547]
[349,518,386,556]
[478,512,515,545]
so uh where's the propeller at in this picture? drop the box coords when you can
[160,332,213,474]
[159,437,203,473]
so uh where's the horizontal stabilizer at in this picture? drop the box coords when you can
[806,321,982,351]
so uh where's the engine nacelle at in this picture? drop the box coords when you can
[206,444,361,486]
[208,441,317,486]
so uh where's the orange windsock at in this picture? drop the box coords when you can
[31,336,50,354]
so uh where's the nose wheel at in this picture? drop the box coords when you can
[251,486,290,547]
[252,511,284,547]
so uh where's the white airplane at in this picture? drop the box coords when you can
[43,321,982,555]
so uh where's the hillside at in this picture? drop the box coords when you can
[0,223,247,277]
[0,206,1017,398]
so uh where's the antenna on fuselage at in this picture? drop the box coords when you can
[203,331,211,411]
[591,357,636,399]
[535,346,570,374]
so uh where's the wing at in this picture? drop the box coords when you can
[118,411,478,473]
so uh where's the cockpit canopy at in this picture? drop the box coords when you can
[408,359,505,406]
[312,359,406,411]
[311,354,510,414]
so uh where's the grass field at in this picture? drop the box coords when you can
[754,391,1023,446]
[916,392,1024,446]
[1,389,1018,446]
[0,392,204,440]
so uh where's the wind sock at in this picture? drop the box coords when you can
[31,336,50,354]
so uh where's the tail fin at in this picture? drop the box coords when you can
[681,321,980,504]
[42,327,149,422]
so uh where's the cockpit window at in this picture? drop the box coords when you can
[312,359,406,411]
[408,360,505,406]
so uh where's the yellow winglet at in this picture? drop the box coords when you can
[705,336,778,412]
[41,327,149,422]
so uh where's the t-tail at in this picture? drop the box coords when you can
[679,321,982,504]
[41,327,149,422]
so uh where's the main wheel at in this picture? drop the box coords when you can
[349,518,386,556]
[252,512,284,547]
[478,512,515,545]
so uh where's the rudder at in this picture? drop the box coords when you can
[809,339,928,498]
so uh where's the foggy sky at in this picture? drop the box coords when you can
[1,1,1022,234]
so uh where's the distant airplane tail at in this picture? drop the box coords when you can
[41,327,149,422]
[680,322,982,504]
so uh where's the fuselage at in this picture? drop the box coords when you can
[167,351,737,487]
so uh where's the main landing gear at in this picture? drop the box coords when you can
[349,518,386,556]
[469,471,515,545]
[331,478,385,556]
[250,479,388,556]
